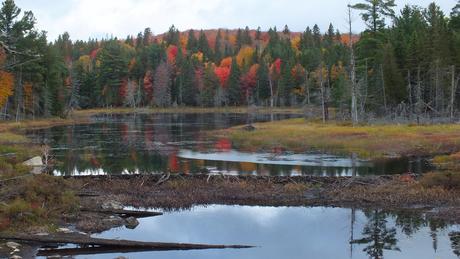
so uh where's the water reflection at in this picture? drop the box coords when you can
[41,205,460,259]
[27,113,432,177]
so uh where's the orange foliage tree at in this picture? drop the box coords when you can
[220,57,232,68]
[0,71,14,108]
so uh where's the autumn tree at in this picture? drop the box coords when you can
[0,70,14,112]
[241,64,259,103]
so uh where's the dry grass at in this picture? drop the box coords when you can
[218,118,460,159]
[0,117,91,133]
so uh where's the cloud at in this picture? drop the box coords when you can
[13,0,457,41]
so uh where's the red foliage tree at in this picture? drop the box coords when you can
[241,64,259,98]
[272,58,281,75]
[167,45,178,65]
[214,66,231,88]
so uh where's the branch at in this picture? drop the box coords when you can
[0,40,42,58]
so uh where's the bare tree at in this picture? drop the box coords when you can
[154,62,171,107]
[348,5,359,125]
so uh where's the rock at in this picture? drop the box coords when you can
[23,156,43,167]
[23,156,45,174]
[114,256,128,259]
[9,255,22,259]
[102,216,125,229]
[101,201,124,210]
[241,125,256,131]
[57,227,73,234]
[124,217,139,229]
[6,242,20,250]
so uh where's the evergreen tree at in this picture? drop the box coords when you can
[228,58,241,105]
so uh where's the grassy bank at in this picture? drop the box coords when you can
[217,118,460,159]
[0,121,80,232]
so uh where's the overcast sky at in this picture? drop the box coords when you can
[13,0,457,41]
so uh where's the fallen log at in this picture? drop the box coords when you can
[80,208,163,218]
[0,233,254,253]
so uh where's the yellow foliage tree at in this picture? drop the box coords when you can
[0,71,14,108]
[77,55,92,72]
[236,46,254,68]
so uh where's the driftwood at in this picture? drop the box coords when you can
[0,233,254,256]
[80,208,163,218]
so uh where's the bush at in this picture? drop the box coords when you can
[420,172,460,189]
[0,175,79,231]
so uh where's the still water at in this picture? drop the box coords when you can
[28,113,431,176]
[37,205,460,259]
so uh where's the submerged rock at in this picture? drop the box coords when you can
[124,217,140,229]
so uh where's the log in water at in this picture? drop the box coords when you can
[0,232,254,256]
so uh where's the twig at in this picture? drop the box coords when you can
[156,172,170,185]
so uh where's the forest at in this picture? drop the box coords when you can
[0,0,459,123]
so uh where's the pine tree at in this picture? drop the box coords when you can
[228,58,241,105]
[352,0,397,33]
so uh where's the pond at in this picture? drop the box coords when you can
[37,205,460,259]
[27,113,431,177]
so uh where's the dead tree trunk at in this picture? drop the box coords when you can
[305,69,310,105]
[451,65,456,121]
[380,64,387,112]
[348,6,359,125]
[407,70,413,114]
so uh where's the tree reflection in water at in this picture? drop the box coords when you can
[351,209,400,259]
[351,209,450,259]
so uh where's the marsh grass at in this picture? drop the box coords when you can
[219,118,460,159]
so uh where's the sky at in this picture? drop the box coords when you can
[13,0,458,41]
